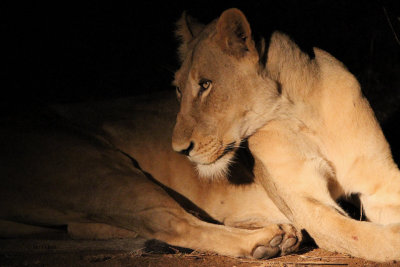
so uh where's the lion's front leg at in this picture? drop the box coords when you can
[250,124,400,262]
[89,166,300,259]
[128,205,300,259]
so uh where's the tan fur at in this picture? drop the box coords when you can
[172,8,400,262]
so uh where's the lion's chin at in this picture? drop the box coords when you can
[195,154,234,180]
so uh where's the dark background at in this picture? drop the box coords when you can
[2,0,400,156]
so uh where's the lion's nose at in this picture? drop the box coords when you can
[178,141,194,156]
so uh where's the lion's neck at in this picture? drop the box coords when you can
[241,76,288,138]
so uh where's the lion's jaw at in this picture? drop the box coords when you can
[193,152,235,179]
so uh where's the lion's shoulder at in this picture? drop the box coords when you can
[267,32,361,102]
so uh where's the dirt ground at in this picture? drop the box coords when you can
[1,239,399,267]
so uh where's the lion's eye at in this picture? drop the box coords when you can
[198,79,212,96]
[175,86,182,102]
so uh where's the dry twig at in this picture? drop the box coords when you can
[383,6,400,47]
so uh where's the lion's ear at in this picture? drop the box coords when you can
[216,8,255,58]
[175,12,205,62]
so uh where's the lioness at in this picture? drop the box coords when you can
[172,8,400,262]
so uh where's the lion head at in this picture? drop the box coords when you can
[171,9,280,179]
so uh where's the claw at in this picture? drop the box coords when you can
[270,235,283,247]
[252,245,280,259]
[281,237,298,251]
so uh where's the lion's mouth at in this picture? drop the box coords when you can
[192,141,236,166]
[212,141,236,164]
[193,140,250,179]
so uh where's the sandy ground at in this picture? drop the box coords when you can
[1,239,399,267]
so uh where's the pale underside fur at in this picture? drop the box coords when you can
[195,155,234,179]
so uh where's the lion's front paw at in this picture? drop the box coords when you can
[251,224,301,259]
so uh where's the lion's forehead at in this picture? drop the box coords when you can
[176,48,234,89]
